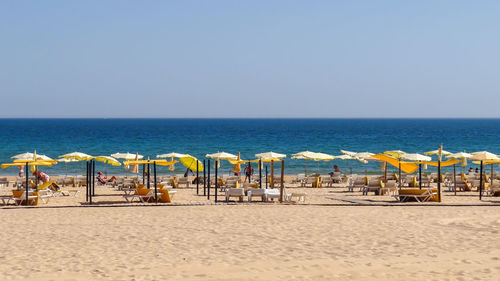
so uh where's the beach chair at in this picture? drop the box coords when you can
[380,180,398,196]
[363,180,382,195]
[348,177,366,192]
[159,188,177,203]
[13,191,38,206]
[36,189,52,204]
[283,185,307,203]
[393,188,438,202]
[292,174,305,185]
[225,188,245,202]
[247,188,266,202]
[123,188,156,203]
[178,177,190,188]
[0,177,8,187]
[264,188,280,201]
[321,176,333,187]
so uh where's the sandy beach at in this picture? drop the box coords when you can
[0,175,499,280]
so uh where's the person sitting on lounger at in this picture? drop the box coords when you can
[97,171,116,184]
[33,170,50,184]
[329,165,342,176]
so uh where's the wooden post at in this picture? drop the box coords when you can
[154,161,158,203]
[142,164,145,184]
[280,160,285,202]
[398,160,402,187]
[479,161,483,200]
[259,159,262,189]
[453,164,457,196]
[270,160,274,188]
[215,160,218,203]
[196,160,199,195]
[491,164,494,186]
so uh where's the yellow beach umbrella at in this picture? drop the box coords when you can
[93,156,121,166]
[157,152,190,172]
[384,150,407,159]
[179,155,204,172]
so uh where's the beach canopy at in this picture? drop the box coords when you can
[179,155,204,172]
[205,152,238,160]
[446,152,473,159]
[255,151,286,161]
[372,154,419,173]
[111,152,144,160]
[93,156,121,166]
[59,152,93,160]
[156,152,189,158]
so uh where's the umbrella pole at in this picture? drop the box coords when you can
[25,162,29,206]
[398,161,401,187]
[215,160,218,203]
[265,165,268,189]
[154,162,157,203]
[92,160,95,196]
[207,159,210,200]
[279,160,285,203]
[147,164,151,190]
[271,160,274,188]
[453,164,457,196]
[305,159,308,176]
[85,161,88,203]
[384,162,387,183]
[479,161,483,200]
[259,159,262,189]
[196,161,199,195]
[437,159,441,202]
[203,159,206,196]
[491,164,494,186]
[419,163,422,189]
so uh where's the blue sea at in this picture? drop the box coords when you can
[0,119,499,176]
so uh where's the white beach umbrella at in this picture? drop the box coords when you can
[425,149,452,156]
[156,152,189,158]
[401,153,432,162]
[355,152,376,161]
[447,152,473,167]
[255,151,286,161]
[12,152,53,161]
[111,152,144,160]
[340,150,357,157]
[205,152,238,160]
[59,152,93,161]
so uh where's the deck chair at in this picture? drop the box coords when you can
[159,189,177,203]
[13,191,38,206]
[123,188,155,203]
[363,180,382,195]
[393,188,438,202]
[283,185,307,203]
[247,188,266,202]
[348,177,366,192]
[225,188,245,202]
[0,177,9,187]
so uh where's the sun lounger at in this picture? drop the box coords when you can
[13,191,38,206]
[37,189,52,204]
[393,188,438,202]
[0,177,9,187]
[159,189,176,203]
[225,188,245,202]
[348,177,366,192]
[247,188,266,202]
[363,180,382,195]
[123,188,155,203]
[283,186,307,203]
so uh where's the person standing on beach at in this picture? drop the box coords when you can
[244,163,254,183]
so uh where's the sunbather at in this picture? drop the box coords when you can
[33,170,50,184]
[97,171,116,184]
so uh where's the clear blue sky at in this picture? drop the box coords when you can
[1,1,499,118]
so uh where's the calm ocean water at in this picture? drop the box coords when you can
[0,119,498,176]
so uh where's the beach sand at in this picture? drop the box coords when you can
[0,176,499,280]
